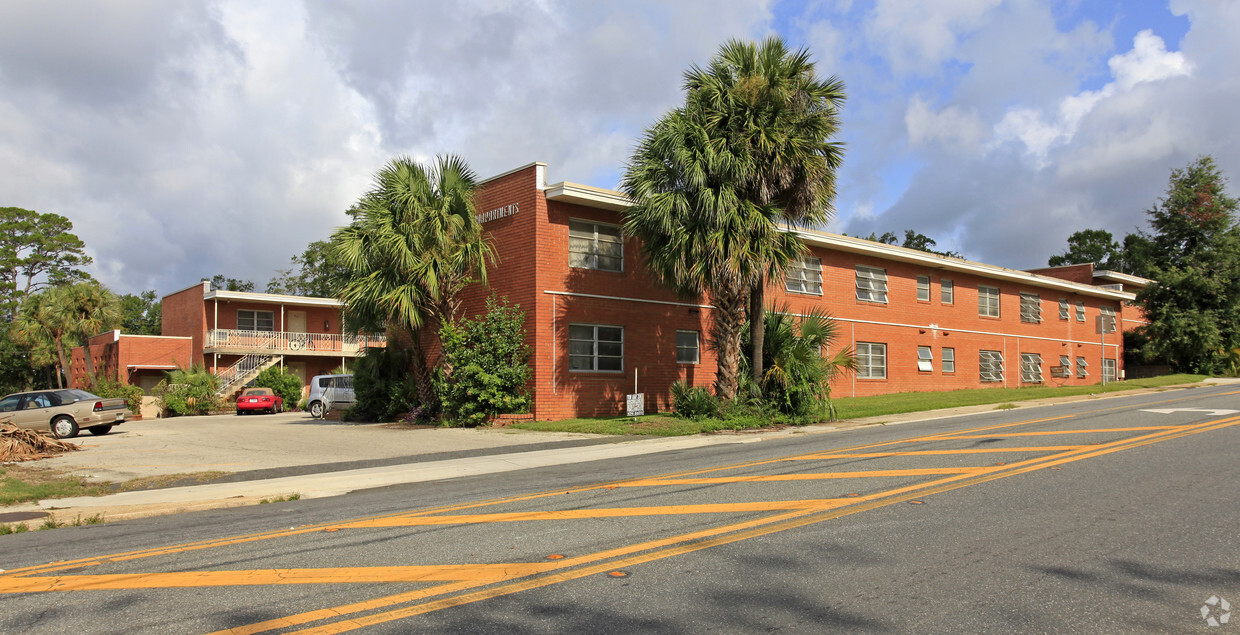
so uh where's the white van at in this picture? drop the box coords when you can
[307,374,354,418]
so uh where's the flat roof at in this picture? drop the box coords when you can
[542,180,1134,302]
[204,289,344,307]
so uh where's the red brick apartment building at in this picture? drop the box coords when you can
[72,161,1144,420]
[457,162,1142,420]
[72,282,386,399]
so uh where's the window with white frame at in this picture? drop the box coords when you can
[568,219,623,272]
[979,286,1000,318]
[1020,293,1041,323]
[1059,299,1069,320]
[675,331,699,364]
[917,346,933,372]
[856,342,887,379]
[785,256,823,295]
[1100,306,1117,333]
[1103,358,1117,382]
[568,324,623,372]
[1076,356,1088,378]
[917,276,930,302]
[942,347,955,373]
[855,266,888,303]
[237,310,275,332]
[979,350,1004,382]
[1059,355,1071,375]
[1020,353,1043,383]
[1075,301,1086,322]
[941,279,954,304]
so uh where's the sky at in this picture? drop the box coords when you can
[1,0,1235,297]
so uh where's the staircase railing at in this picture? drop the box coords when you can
[215,353,273,396]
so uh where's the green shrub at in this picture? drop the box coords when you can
[251,365,303,408]
[670,380,720,419]
[153,365,220,417]
[348,347,418,422]
[437,297,532,427]
[88,378,143,415]
[741,305,855,421]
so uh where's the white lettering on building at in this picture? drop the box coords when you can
[476,203,519,224]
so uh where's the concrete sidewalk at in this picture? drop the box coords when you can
[4,380,1226,525]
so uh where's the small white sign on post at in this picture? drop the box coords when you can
[626,393,645,417]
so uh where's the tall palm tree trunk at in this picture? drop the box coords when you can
[750,280,765,384]
[54,335,68,389]
[712,285,748,399]
[406,329,438,407]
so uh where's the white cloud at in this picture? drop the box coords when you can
[905,97,986,153]
[867,0,1001,75]
[990,30,1192,166]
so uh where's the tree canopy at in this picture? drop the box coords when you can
[858,229,960,258]
[1135,156,1240,374]
[0,206,93,321]
[266,240,348,297]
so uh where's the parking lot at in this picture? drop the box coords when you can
[35,412,607,484]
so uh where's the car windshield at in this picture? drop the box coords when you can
[242,388,274,396]
[54,389,99,403]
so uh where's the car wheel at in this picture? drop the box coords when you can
[51,415,79,439]
[88,424,113,436]
[309,401,323,418]
[236,409,244,416]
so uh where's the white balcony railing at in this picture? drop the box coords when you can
[206,329,386,355]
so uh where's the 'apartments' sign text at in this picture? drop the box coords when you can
[476,203,519,224]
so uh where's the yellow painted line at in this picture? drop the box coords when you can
[617,467,987,487]
[942,427,1178,438]
[2,393,1221,580]
[274,416,1240,634]
[330,500,853,528]
[0,563,560,593]
[792,446,1087,459]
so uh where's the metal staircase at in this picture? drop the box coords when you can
[215,353,282,398]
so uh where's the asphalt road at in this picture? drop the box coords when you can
[2,384,1239,633]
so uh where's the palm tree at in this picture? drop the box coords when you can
[743,304,855,419]
[55,282,121,386]
[622,108,802,399]
[684,37,846,385]
[11,287,77,388]
[331,155,491,405]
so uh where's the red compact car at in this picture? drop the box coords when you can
[235,387,284,415]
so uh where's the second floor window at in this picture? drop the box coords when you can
[237,310,274,332]
[1020,293,1042,323]
[979,286,1000,318]
[1059,299,1069,320]
[569,219,623,272]
[856,266,888,303]
[1075,301,1086,322]
[941,279,954,304]
[916,276,930,301]
[785,256,823,295]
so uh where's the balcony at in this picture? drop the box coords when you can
[205,329,386,357]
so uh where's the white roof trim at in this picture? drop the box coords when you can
[544,182,630,211]
[1093,269,1152,287]
[479,162,548,188]
[536,179,1133,301]
[204,289,344,307]
[792,230,1134,301]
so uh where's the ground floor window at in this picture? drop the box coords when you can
[569,324,623,372]
[675,330,699,364]
[942,347,955,373]
[1103,358,1117,382]
[979,350,1004,382]
[1020,353,1043,383]
[1076,356,1088,378]
[856,342,887,379]
[917,346,932,372]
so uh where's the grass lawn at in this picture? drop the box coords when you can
[509,374,1208,436]
[1,466,230,507]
